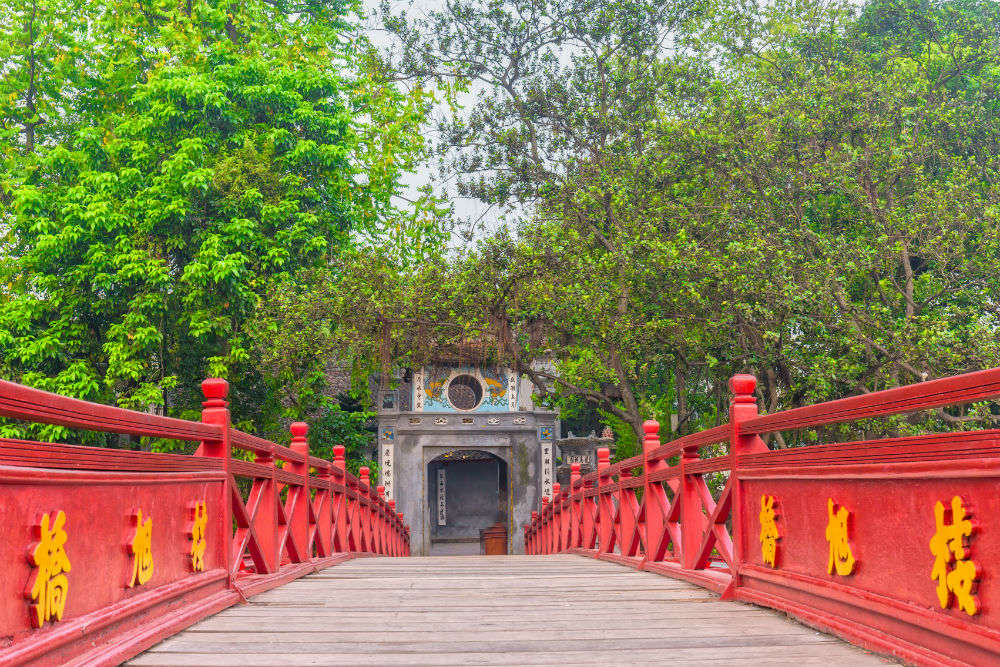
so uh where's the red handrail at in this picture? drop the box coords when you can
[0,376,409,667]
[525,371,1000,667]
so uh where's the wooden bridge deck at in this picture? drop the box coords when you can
[128,555,895,667]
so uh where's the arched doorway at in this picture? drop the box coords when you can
[427,450,509,555]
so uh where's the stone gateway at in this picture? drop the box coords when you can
[376,363,558,555]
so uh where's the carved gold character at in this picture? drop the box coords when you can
[127,509,154,587]
[27,510,72,626]
[825,499,856,576]
[759,495,779,568]
[190,502,208,572]
[929,496,979,615]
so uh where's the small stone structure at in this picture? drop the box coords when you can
[555,428,615,486]
[375,362,558,555]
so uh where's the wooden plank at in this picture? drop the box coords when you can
[128,555,894,667]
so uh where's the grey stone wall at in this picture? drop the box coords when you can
[377,411,557,556]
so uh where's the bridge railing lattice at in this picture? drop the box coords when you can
[0,376,409,667]
[525,370,1000,667]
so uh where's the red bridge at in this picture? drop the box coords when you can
[2,371,1000,666]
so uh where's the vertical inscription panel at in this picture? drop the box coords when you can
[380,443,394,501]
[540,443,553,500]
[436,469,447,526]
[414,369,425,412]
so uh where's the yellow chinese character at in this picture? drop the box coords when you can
[127,509,154,587]
[27,510,71,627]
[189,502,207,572]
[929,496,979,616]
[759,495,779,568]
[825,499,856,576]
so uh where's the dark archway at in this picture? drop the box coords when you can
[427,450,509,555]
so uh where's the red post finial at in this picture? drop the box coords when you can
[553,482,561,499]
[290,422,308,458]
[377,485,386,499]
[389,499,396,512]
[542,496,549,505]
[570,463,581,487]
[642,419,660,455]
[332,445,345,470]
[729,373,766,456]
[359,466,370,487]
[597,447,610,467]
[729,374,757,404]
[201,378,229,408]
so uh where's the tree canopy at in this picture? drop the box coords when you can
[2,0,999,457]
[329,0,1000,451]
[0,0,441,445]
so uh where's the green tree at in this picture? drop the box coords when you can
[0,0,437,443]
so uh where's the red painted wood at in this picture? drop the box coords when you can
[0,376,409,667]
[523,369,1000,667]
[741,368,1000,435]
[0,379,220,441]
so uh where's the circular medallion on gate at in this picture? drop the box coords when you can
[447,374,483,410]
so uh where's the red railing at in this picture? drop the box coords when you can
[0,377,409,667]
[525,371,1000,667]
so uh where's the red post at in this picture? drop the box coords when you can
[288,422,310,563]
[540,497,549,554]
[333,445,349,552]
[376,485,387,555]
[641,420,669,565]
[398,515,408,556]
[551,482,561,553]
[198,378,233,581]
[569,463,581,549]
[530,511,539,554]
[596,448,613,553]
[358,466,371,552]
[388,499,397,556]
[729,374,767,589]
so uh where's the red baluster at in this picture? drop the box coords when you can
[252,438,279,572]
[316,456,334,558]
[376,485,387,555]
[581,472,596,551]
[618,469,641,557]
[679,440,705,569]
